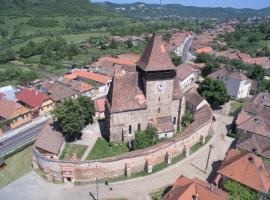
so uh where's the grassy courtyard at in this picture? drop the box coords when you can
[59,144,87,160]
[87,138,129,160]
[0,145,33,188]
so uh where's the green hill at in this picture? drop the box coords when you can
[0,0,110,16]
[98,2,270,18]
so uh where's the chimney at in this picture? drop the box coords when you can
[193,193,199,200]
[208,184,215,192]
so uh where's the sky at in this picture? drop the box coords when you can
[92,0,270,9]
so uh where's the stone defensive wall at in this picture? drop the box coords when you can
[33,105,213,183]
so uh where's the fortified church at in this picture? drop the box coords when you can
[105,33,187,142]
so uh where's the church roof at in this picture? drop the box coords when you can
[106,69,147,113]
[136,33,175,72]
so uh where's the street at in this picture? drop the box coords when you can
[0,114,234,200]
[0,117,48,158]
[181,36,193,63]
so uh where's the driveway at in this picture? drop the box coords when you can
[0,114,234,200]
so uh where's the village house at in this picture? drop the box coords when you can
[163,175,230,200]
[215,149,270,195]
[0,85,19,101]
[105,33,186,142]
[64,69,111,96]
[0,97,32,133]
[209,68,252,100]
[185,89,209,112]
[176,63,199,90]
[34,122,65,159]
[195,46,213,54]
[40,81,77,103]
[95,98,105,119]
[16,88,54,118]
[236,93,270,159]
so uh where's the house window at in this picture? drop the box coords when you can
[138,123,141,131]
[173,117,176,125]
[158,108,161,113]
[159,97,160,102]
[129,125,132,135]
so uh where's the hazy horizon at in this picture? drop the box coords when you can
[92,0,270,9]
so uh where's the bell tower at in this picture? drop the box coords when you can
[136,33,176,118]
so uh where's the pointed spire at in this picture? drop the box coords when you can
[136,33,175,72]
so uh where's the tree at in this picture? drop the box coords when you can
[172,55,182,66]
[246,64,265,81]
[19,71,38,86]
[198,77,229,108]
[126,39,133,49]
[224,180,261,200]
[77,96,96,124]
[53,99,85,142]
[133,126,158,150]
[181,109,194,128]
[195,53,212,63]
[163,32,172,41]
[109,39,118,49]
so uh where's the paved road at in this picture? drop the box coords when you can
[0,117,48,158]
[182,37,193,63]
[0,114,234,200]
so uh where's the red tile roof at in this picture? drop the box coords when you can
[136,33,175,72]
[195,47,213,54]
[64,70,111,85]
[16,88,50,108]
[218,149,270,194]
[96,98,105,113]
[163,175,230,200]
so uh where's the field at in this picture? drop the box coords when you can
[0,145,33,188]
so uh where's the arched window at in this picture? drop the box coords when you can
[173,117,176,125]
[129,125,132,134]
[138,123,141,131]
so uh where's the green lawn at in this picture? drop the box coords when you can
[59,144,87,160]
[0,145,33,188]
[87,138,129,160]
[229,101,243,116]
[151,185,172,200]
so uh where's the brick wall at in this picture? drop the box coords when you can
[33,105,213,183]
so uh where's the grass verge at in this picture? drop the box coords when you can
[0,145,33,188]
[59,144,87,160]
[87,138,129,160]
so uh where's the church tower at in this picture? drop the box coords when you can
[136,33,176,119]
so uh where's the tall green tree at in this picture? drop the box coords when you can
[77,96,96,124]
[53,99,85,142]
[198,77,229,108]
[133,126,158,150]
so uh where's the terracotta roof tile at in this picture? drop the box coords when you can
[176,64,194,81]
[218,149,270,194]
[209,68,249,81]
[96,98,105,113]
[106,70,146,113]
[16,88,49,108]
[163,175,230,200]
[136,33,175,72]
[151,116,175,134]
[0,98,29,119]
[195,47,213,54]
[34,122,64,155]
[64,70,111,85]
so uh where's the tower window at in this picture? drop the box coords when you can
[158,107,161,113]
[129,125,132,134]
[173,117,176,125]
[138,123,141,131]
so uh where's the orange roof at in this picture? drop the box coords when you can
[164,175,230,200]
[64,70,111,85]
[96,98,105,113]
[195,47,213,54]
[218,149,270,194]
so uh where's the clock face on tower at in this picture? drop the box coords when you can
[157,82,166,92]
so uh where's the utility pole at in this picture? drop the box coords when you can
[205,144,214,173]
[96,177,99,200]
